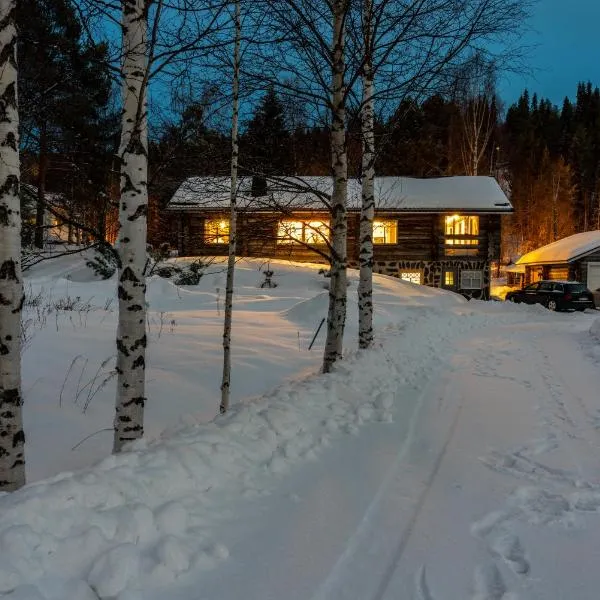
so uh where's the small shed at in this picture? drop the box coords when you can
[505,263,525,287]
[516,231,600,291]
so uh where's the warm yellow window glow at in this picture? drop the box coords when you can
[373,220,398,244]
[444,271,454,286]
[400,270,422,285]
[277,220,330,244]
[205,218,230,244]
[445,215,479,244]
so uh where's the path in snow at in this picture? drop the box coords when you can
[149,312,600,600]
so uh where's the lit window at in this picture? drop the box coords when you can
[400,270,422,285]
[277,220,330,244]
[444,271,454,286]
[445,215,479,254]
[373,220,398,244]
[460,270,483,290]
[205,218,230,244]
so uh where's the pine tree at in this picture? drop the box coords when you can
[243,87,292,175]
[18,0,112,247]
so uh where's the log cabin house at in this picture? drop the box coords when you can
[165,175,512,299]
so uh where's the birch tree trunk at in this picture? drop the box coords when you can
[220,0,241,414]
[322,0,348,373]
[0,0,25,491]
[113,0,149,453]
[358,0,374,350]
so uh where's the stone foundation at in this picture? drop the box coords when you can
[348,259,491,299]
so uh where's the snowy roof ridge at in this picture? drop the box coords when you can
[166,175,512,213]
[516,230,600,265]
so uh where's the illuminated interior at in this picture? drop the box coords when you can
[277,220,330,244]
[399,270,422,285]
[444,271,454,286]
[373,220,398,244]
[204,218,230,244]
[444,215,479,245]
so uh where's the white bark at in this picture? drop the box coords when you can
[114,0,149,452]
[358,0,374,350]
[0,0,25,491]
[323,0,348,374]
[220,0,241,414]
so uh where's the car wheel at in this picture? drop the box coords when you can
[547,299,557,311]
[508,296,517,303]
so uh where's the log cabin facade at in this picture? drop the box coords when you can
[165,176,512,299]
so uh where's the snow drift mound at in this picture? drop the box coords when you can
[590,318,600,341]
[283,291,329,325]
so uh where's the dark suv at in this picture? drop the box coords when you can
[505,281,595,311]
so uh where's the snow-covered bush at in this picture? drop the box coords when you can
[174,260,206,286]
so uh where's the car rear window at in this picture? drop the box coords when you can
[565,283,587,293]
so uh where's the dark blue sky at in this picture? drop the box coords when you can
[498,0,600,108]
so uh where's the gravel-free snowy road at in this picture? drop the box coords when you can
[156,313,600,600]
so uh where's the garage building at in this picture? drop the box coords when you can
[517,231,600,293]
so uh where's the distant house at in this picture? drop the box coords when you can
[164,175,512,298]
[517,231,600,291]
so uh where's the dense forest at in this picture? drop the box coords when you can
[16,0,600,264]
[26,74,600,263]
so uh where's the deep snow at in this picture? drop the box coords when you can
[2,253,600,599]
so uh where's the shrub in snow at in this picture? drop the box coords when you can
[174,260,205,286]
[86,243,118,280]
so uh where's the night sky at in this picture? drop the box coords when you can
[498,0,600,107]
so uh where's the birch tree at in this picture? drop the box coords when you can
[113,0,149,452]
[454,52,497,176]
[358,0,374,349]
[73,0,229,450]
[220,0,241,414]
[323,0,350,372]
[0,0,25,490]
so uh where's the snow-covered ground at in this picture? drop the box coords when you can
[2,253,600,599]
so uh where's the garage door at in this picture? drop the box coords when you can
[587,262,600,292]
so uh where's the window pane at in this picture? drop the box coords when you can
[305,220,329,244]
[400,270,422,284]
[277,220,303,244]
[444,271,454,286]
[445,215,479,248]
[373,220,397,244]
[277,220,330,244]
[460,270,483,290]
[205,218,230,244]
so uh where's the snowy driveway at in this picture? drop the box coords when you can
[156,312,600,600]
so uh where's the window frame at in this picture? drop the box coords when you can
[204,217,230,245]
[372,219,398,245]
[276,219,330,245]
[460,269,483,290]
[444,215,480,256]
[399,269,423,285]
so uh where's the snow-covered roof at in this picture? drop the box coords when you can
[517,231,600,265]
[166,175,512,213]
[505,263,525,273]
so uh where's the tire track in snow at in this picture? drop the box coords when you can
[370,394,464,600]
[308,370,462,600]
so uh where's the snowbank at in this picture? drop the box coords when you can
[1,299,525,600]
